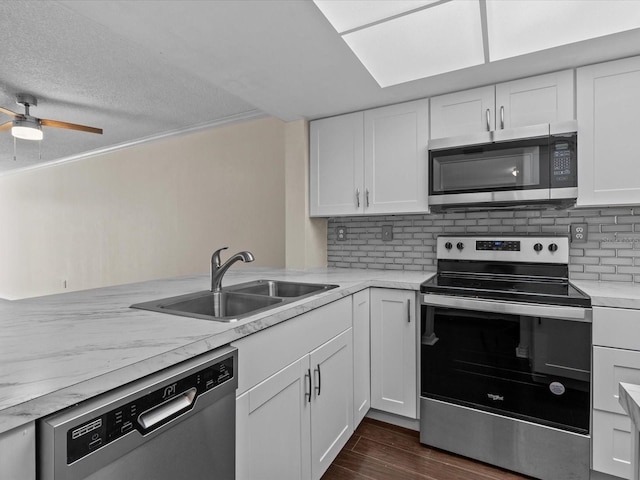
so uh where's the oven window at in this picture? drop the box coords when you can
[420,306,590,434]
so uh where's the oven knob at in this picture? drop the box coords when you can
[456,242,464,251]
[445,242,453,250]
[548,243,558,252]
[533,243,543,252]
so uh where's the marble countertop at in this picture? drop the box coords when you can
[572,280,640,309]
[620,382,640,431]
[0,267,431,434]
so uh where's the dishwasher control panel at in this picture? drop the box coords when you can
[66,355,234,464]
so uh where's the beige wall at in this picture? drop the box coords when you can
[0,117,289,299]
[284,120,327,269]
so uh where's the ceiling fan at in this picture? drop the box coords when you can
[0,94,102,141]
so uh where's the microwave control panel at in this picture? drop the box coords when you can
[550,135,577,187]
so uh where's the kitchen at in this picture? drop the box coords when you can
[2,1,640,479]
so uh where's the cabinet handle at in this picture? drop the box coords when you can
[305,368,312,403]
[355,188,360,208]
[486,108,491,132]
[500,105,504,130]
[314,364,321,396]
[365,188,370,208]
[407,299,411,323]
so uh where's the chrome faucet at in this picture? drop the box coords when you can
[210,247,255,292]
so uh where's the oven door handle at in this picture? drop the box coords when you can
[422,294,591,322]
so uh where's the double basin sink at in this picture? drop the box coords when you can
[131,280,338,322]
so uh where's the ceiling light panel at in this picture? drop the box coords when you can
[313,0,441,33]
[342,1,484,88]
[487,0,640,61]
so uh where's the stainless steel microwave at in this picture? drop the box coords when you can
[428,130,577,211]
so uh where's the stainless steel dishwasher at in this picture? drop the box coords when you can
[38,345,237,480]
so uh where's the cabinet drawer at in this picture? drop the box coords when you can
[593,409,632,479]
[594,346,640,414]
[233,297,352,394]
[594,307,640,350]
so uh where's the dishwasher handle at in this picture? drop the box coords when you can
[138,388,197,430]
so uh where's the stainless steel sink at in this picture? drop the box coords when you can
[224,279,338,298]
[130,280,338,322]
[131,291,284,322]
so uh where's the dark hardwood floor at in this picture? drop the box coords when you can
[322,418,533,480]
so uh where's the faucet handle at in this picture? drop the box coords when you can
[211,247,229,268]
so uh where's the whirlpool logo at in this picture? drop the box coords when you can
[487,393,504,401]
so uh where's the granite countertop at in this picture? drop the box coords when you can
[0,267,431,435]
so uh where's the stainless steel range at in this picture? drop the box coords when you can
[419,235,591,480]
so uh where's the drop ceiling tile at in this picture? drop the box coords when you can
[313,0,439,33]
[487,0,640,61]
[342,0,484,88]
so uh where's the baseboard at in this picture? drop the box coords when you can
[365,409,419,431]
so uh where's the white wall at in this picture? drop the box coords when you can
[0,117,288,299]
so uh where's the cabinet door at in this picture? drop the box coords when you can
[577,56,640,206]
[370,288,417,418]
[364,99,429,214]
[495,69,574,132]
[236,356,311,480]
[309,112,364,216]
[0,423,35,480]
[594,346,640,414]
[430,85,495,140]
[353,289,370,427]
[593,409,632,479]
[309,329,354,480]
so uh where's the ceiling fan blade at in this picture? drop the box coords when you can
[0,121,13,131]
[0,106,20,117]
[40,118,103,135]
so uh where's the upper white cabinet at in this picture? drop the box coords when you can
[370,288,417,418]
[309,112,364,216]
[430,70,575,143]
[577,56,640,206]
[310,99,429,217]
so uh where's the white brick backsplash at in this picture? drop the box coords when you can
[327,206,640,284]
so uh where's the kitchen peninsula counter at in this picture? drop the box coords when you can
[0,267,430,434]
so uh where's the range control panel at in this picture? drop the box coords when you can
[437,236,569,264]
[66,356,234,464]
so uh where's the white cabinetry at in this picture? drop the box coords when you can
[310,99,429,217]
[234,298,353,480]
[430,70,574,144]
[592,306,640,479]
[370,288,417,418]
[353,289,370,427]
[0,423,35,480]
[577,56,640,206]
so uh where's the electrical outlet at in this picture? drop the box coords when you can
[336,226,347,241]
[382,225,393,242]
[571,223,588,243]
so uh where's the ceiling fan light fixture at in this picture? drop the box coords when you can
[12,117,43,141]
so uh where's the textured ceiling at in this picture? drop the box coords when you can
[1,0,640,174]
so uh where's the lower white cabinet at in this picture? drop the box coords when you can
[353,289,370,426]
[593,307,640,479]
[370,288,417,418]
[0,423,35,480]
[234,298,354,480]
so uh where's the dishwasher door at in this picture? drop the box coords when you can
[38,345,237,480]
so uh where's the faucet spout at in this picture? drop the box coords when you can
[210,247,255,292]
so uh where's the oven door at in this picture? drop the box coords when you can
[420,295,591,434]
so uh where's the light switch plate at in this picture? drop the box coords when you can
[382,225,393,242]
